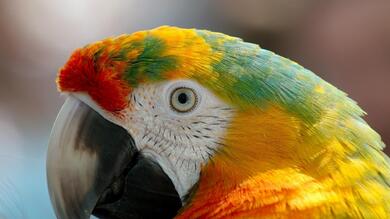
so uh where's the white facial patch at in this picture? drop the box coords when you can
[119,80,234,200]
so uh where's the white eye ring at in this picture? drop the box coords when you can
[169,87,198,113]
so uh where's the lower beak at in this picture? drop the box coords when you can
[47,96,181,219]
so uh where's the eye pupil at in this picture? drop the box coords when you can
[170,87,198,113]
[178,93,188,104]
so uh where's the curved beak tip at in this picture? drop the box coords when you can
[47,97,182,219]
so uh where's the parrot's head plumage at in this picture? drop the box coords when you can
[47,26,390,219]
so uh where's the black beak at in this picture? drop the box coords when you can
[47,96,181,219]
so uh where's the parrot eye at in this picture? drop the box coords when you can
[169,87,198,113]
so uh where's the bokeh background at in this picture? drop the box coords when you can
[0,0,389,218]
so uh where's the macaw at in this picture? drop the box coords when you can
[46,26,390,219]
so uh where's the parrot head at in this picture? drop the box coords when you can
[47,26,390,218]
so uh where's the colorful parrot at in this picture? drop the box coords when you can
[46,26,390,219]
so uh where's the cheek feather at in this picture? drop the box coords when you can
[218,105,302,173]
[120,82,235,196]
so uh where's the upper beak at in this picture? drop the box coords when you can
[47,96,181,219]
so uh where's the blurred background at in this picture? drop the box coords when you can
[0,0,389,218]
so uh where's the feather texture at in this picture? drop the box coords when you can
[57,26,390,218]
